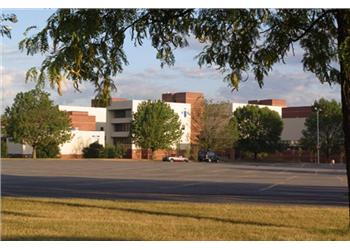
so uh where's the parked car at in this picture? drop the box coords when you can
[198,150,219,163]
[163,155,189,162]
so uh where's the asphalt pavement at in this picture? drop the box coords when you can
[1,159,348,206]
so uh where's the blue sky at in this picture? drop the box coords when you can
[1,9,341,112]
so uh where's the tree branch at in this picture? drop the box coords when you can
[290,9,332,42]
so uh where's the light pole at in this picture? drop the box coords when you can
[314,107,321,165]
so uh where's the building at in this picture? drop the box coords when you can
[232,101,283,117]
[231,99,312,146]
[106,99,191,159]
[6,106,106,158]
[58,106,106,158]
[281,106,313,145]
[162,92,204,145]
[5,92,315,160]
[248,99,287,107]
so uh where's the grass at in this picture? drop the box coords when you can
[1,196,350,240]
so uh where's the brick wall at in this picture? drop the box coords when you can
[248,99,287,107]
[68,111,96,131]
[282,106,312,118]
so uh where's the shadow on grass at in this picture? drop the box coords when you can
[19,198,289,229]
[2,210,44,218]
[309,227,350,237]
[2,235,139,241]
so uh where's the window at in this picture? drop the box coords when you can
[114,123,131,132]
[113,109,132,118]
[113,137,131,145]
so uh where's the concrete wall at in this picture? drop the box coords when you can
[7,141,33,156]
[60,130,105,155]
[106,100,133,146]
[162,92,204,144]
[281,117,307,143]
[7,130,105,157]
[166,102,191,147]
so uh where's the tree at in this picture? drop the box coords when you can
[199,101,238,152]
[233,105,283,160]
[82,141,104,158]
[0,13,17,38]
[301,98,344,161]
[18,9,350,223]
[131,100,182,159]
[3,88,72,159]
[36,141,60,158]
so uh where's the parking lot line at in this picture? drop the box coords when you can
[259,176,297,192]
[160,182,202,189]
[336,176,346,185]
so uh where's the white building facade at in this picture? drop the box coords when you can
[106,100,191,159]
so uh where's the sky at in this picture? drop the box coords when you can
[1,9,342,113]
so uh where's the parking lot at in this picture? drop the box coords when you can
[1,159,348,206]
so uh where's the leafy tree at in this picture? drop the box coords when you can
[36,142,60,158]
[3,88,72,159]
[131,100,182,159]
[17,8,350,223]
[82,141,104,158]
[199,101,238,152]
[0,13,17,38]
[233,105,283,160]
[301,98,344,161]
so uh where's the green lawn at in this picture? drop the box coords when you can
[1,196,350,240]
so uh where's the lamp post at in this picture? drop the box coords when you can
[314,107,321,165]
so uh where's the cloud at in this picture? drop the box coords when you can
[1,67,33,112]
[0,66,98,112]
[171,65,222,80]
[114,72,180,100]
[2,52,342,115]
[211,68,341,106]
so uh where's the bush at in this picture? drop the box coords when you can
[83,142,104,158]
[115,144,125,158]
[1,139,7,158]
[103,144,117,158]
[36,142,60,158]
[103,144,125,158]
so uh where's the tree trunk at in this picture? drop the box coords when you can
[254,152,257,160]
[337,9,350,227]
[340,76,350,227]
[32,145,37,159]
[151,149,157,160]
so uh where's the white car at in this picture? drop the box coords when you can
[163,155,189,162]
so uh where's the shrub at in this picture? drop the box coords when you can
[114,144,125,158]
[83,142,104,158]
[1,139,7,158]
[36,142,60,158]
[103,144,117,158]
